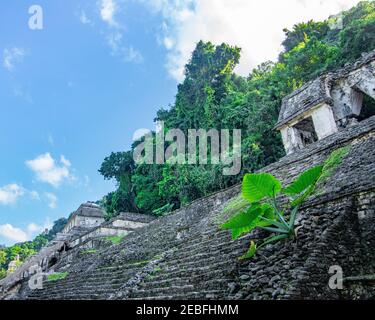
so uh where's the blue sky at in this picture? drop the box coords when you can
[0,0,361,245]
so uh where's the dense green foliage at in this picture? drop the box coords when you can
[99,151,138,219]
[0,218,67,279]
[222,147,350,259]
[99,2,375,217]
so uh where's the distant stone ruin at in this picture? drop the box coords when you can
[0,203,155,297]
[276,50,375,154]
[62,203,105,234]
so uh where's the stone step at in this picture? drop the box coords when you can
[29,292,105,300]
[39,274,133,290]
[169,236,249,261]
[28,285,116,299]
[159,243,246,269]
[28,281,126,296]
[36,274,134,290]
[40,271,134,289]
[139,278,232,292]
[181,229,230,244]
[41,263,147,287]
[146,261,235,282]
[129,290,226,300]
[175,230,231,248]
[160,256,238,274]
[39,280,125,292]
[170,240,240,259]
[130,284,196,298]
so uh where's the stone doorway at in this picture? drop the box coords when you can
[292,117,319,148]
[358,93,375,122]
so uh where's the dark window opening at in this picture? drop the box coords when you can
[48,257,58,268]
[293,117,318,147]
[357,94,375,122]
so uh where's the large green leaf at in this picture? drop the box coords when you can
[257,204,276,227]
[290,185,315,207]
[221,204,264,240]
[242,173,282,203]
[283,165,323,195]
[221,204,261,229]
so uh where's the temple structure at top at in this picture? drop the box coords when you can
[275,50,375,155]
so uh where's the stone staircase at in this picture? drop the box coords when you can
[126,227,250,300]
[18,117,375,300]
[24,185,241,300]
[27,261,149,300]
[26,219,249,300]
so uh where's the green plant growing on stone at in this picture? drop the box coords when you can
[47,272,69,282]
[83,249,97,254]
[221,147,349,260]
[153,267,162,273]
[152,203,174,217]
[104,235,124,244]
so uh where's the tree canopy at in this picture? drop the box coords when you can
[97,1,375,217]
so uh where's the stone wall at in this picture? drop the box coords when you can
[6,116,375,300]
[63,214,105,234]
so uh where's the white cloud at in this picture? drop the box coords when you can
[106,30,123,53]
[0,219,52,244]
[26,153,74,188]
[3,47,27,71]
[29,190,40,201]
[163,37,174,50]
[45,192,58,209]
[60,155,71,167]
[27,219,52,236]
[100,0,118,27]
[26,223,42,235]
[43,218,53,231]
[0,184,43,206]
[13,85,33,104]
[80,10,92,25]
[0,224,28,242]
[98,0,143,63]
[137,0,362,81]
[105,29,144,63]
[0,184,24,205]
[123,46,143,63]
[105,28,144,63]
